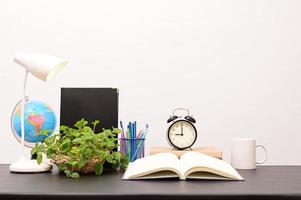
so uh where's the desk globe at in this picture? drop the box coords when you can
[11,97,56,148]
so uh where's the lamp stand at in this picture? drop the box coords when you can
[9,70,52,173]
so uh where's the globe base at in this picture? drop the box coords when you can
[9,159,52,173]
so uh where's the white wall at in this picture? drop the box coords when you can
[0,0,301,164]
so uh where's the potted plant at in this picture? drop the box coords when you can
[31,119,128,178]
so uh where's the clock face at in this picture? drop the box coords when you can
[167,120,197,150]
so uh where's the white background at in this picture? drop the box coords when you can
[0,0,300,164]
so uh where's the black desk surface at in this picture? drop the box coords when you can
[0,165,301,200]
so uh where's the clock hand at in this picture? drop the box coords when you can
[181,124,183,136]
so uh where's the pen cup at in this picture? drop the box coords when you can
[120,138,145,162]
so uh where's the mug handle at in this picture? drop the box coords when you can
[256,144,268,164]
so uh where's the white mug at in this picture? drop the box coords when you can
[231,138,268,169]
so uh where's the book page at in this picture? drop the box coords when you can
[187,172,233,180]
[180,152,243,180]
[123,153,181,179]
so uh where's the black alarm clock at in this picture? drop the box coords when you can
[167,108,197,150]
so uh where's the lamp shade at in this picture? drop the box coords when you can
[14,53,68,82]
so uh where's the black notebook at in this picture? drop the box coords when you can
[60,88,119,132]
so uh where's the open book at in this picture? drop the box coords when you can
[123,152,243,180]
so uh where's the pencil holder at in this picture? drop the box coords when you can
[120,138,145,162]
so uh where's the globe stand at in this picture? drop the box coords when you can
[9,70,53,173]
[10,97,55,173]
[9,158,52,173]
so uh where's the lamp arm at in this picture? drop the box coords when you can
[20,70,28,159]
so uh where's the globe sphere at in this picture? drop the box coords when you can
[11,97,57,147]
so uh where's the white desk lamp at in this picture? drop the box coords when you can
[9,53,68,173]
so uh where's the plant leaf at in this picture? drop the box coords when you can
[60,141,71,152]
[78,155,87,168]
[37,152,43,164]
[44,135,55,145]
[38,129,50,136]
[31,147,37,155]
[64,169,71,177]
[113,151,122,160]
[46,147,56,156]
[92,120,100,131]
[60,125,69,132]
[95,163,103,176]
[72,138,82,144]
[58,163,66,171]
[71,161,78,167]
[113,128,121,134]
[70,172,80,179]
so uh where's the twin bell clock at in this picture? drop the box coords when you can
[167,108,197,150]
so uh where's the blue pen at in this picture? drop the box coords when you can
[131,122,135,161]
[133,126,148,160]
[133,124,148,160]
[134,121,137,157]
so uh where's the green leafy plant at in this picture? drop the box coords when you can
[31,119,128,178]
